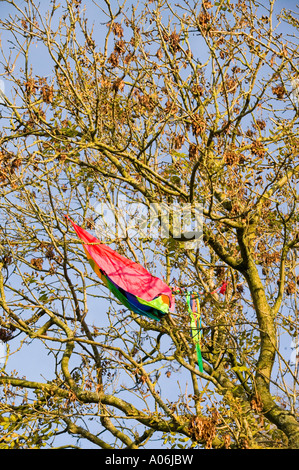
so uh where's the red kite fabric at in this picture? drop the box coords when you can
[67,217,174,320]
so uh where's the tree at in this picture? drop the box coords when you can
[0,0,299,449]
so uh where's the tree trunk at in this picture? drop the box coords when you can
[245,259,299,448]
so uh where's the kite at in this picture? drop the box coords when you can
[67,217,174,321]
[67,216,228,373]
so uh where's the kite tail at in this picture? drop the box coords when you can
[195,296,203,373]
[187,292,204,373]
[195,342,203,373]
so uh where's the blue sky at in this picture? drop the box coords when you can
[0,0,298,449]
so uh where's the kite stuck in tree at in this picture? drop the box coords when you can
[66,216,174,321]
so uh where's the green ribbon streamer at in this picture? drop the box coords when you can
[187,291,204,373]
